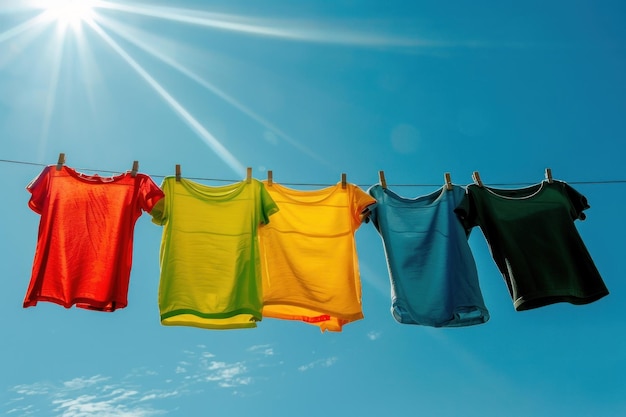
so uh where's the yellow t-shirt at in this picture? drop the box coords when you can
[258,181,376,332]
[151,177,278,330]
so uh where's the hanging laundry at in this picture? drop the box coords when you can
[258,181,376,332]
[23,165,164,311]
[151,177,278,330]
[367,184,489,327]
[454,180,609,311]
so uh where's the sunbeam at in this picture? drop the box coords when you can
[0,11,55,69]
[37,23,66,160]
[95,15,327,165]
[0,12,49,44]
[72,10,102,123]
[95,1,444,48]
[85,19,246,175]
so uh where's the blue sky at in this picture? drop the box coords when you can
[2,1,625,416]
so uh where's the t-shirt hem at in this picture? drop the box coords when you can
[160,308,262,329]
[263,301,364,332]
[23,296,127,312]
[391,304,490,328]
[514,288,609,311]
[263,302,363,322]
[161,320,257,330]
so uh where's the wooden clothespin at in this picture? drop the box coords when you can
[246,167,252,183]
[444,172,453,191]
[175,164,181,182]
[378,171,387,189]
[56,153,65,171]
[131,161,139,178]
[545,168,553,183]
[267,170,273,186]
[472,171,483,187]
[341,173,347,189]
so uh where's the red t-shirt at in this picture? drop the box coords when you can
[24,165,164,311]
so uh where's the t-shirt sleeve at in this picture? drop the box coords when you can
[138,174,165,214]
[454,186,477,233]
[150,178,169,226]
[351,185,377,228]
[259,182,279,225]
[366,185,381,229]
[562,181,590,221]
[26,166,51,214]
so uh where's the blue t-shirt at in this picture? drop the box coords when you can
[368,184,489,327]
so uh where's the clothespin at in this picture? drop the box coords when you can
[267,170,273,186]
[246,167,252,183]
[472,171,483,187]
[175,164,181,182]
[545,168,553,183]
[444,172,453,191]
[378,171,387,189]
[341,173,347,189]
[56,153,65,171]
[131,161,139,178]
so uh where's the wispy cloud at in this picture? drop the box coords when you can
[205,361,248,384]
[12,381,52,396]
[139,391,180,402]
[5,404,34,415]
[247,344,270,351]
[51,389,162,417]
[4,401,36,416]
[62,375,110,390]
[247,344,274,356]
[8,375,172,417]
[298,357,338,372]
[5,345,285,414]
[367,331,382,341]
[182,356,253,389]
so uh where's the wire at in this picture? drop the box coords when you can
[1,158,626,188]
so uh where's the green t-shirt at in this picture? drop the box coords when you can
[455,180,608,311]
[151,177,278,329]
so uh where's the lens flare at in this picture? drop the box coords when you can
[44,0,95,28]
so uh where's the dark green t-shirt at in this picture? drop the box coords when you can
[455,180,608,311]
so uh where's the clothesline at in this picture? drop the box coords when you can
[22,160,610,330]
[2,157,626,188]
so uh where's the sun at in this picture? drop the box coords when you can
[43,0,95,28]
